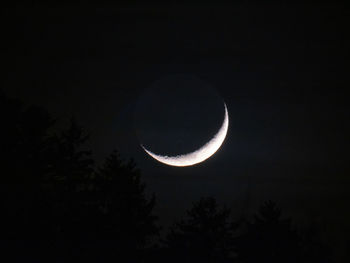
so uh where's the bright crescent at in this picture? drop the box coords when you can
[141,103,229,167]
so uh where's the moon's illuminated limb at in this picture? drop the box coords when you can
[141,103,229,167]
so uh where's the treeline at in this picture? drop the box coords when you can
[0,91,332,262]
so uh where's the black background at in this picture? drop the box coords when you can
[2,2,349,260]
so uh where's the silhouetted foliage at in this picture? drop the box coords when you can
[0,92,158,262]
[65,151,159,262]
[0,91,55,240]
[164,197,236,263]
[0,91,335,262]
[1,90,54,185]
[42,118,94,239]
[300,223,334,263]
[45,117,93,188]
[235,200,333,263]
[93,151,158,245]
[234,201,301,262]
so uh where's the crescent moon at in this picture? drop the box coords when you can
[141,103,229,167]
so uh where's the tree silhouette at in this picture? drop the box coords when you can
[66,151,159,262]
[0,92,158,262]
[234,201,302,263]
[0,91,55,240]
[0,91,336,262]
[0,91,61,261]
[164,197,236,263]
[39,118,95,244]
[0,90,54,186]
[45,117,94,189]
[97,152,158,242]
[234,200,333,263]
[300,222,334,263]
[44,130,158,262]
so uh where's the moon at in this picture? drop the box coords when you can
[141,103,229,167]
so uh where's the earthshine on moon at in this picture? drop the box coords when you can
[141,103,229,167]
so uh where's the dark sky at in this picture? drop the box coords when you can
[2,2,349,250]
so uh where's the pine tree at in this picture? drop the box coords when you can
[0,91,55,239]
[235,201,302,263]
[164,197,235,263]
[65,151,159,262]
[43,118,94,240]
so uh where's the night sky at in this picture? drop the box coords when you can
[2,2,349,257]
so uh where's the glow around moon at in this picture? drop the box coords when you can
[141,103,229,167]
